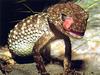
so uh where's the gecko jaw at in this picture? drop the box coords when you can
[68,31,83,39]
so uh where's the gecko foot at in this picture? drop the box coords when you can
[63,58,71,75]
[0,58,15,75]
[0,47,15,75]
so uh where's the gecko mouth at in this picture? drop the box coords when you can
[62,16,84,38]
[66,27,84,38]
[68,30,84,38]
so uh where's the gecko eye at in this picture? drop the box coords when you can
[61,14,74,30]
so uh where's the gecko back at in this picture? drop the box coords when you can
[8,13,50,56]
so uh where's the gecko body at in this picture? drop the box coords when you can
[0,2,88,75]
[8,2,88,57]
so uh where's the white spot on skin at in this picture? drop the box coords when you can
[27,20,31,23]
[9,39,12,43]
[15,24,18,28]
[23,23,26,26]
[34,24,37,28]
[14,41,18,45]
[45,31,49,34]
[9,44,12,47]
[19,32,21,35]
[13,31,18,35]
[29,24,33,27]
[15,36,18,39]
[55,21,58,25]
[35,29,39,33]
[28,28,31,32]
[25,29,28,33]
[30,15,33,19]
[20,35,24,38]
[21,27,25,30]
[24,32,27,36]
[24,37,27,40]
[13,35,16,39]
[10,30,13,33]
[22,30,25,34]
[8,34,11,38]
[37,19,40,24]
[43,27,48,32]
[30,31,34,34]
[38,31,42,34]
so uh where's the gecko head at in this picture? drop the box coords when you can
[48,2,88,38]
[61,11,88,38]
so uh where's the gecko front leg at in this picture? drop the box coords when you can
[47,21,72,75]
[52,36,72,75]
[32,31,55,75]
[63,36,71,75]
[33,48,49,75]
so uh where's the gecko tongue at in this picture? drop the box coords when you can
[63,17,74,30]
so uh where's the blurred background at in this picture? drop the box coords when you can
[0,0,100,75]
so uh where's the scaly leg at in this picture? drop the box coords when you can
[63,36,72,75]
[33,48,49,75]
[32,32,54,75]
[47,21,72,75]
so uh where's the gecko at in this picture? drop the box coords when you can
[0,2,88,75]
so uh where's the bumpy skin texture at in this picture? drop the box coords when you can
[8,13,53,56]
[47,2,88,38]
[8,2,88,57]
[2,2,88,75]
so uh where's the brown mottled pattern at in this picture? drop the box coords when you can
[47,2,88,36]
[8,2,88,57]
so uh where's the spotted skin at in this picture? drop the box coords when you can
[8,13,52,56]
[0,2,88,75]
[47,2,88,38]
[8,2,88,57]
